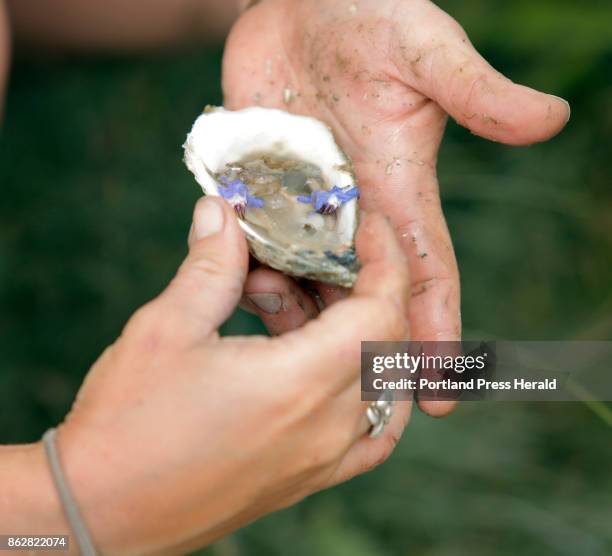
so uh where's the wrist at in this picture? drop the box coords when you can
[0,441,75,549]
[56,423,136,556]
[57,422,186,556]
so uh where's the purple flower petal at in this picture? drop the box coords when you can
[247,195,265,209]
[297,194,314,204]
[297,185,359,214]
[217,175,264,212]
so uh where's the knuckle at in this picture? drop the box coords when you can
[316,433,344,468]
[434,9,469,41]
[122,300,174,351]
[464,70,490,101]
[179,255,243,298]
[309,417,345,461]
[338,424,358,456]
[322,422,353,464]
[293,408,357,472]
[293,425,342,475]
[447,17,469,40]
[125,301,162,336]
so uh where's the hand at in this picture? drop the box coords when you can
[222,0,570,416]
[43,198,412,555]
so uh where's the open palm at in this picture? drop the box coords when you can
[223,0,569,416]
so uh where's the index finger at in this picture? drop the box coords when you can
[356,157,462,418]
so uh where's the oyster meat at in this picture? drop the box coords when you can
[183,107,360,287]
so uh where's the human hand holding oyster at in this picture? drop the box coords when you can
[217,0,569,417]
[47,198,411,554]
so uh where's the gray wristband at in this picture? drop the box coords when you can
[42,428,99,556]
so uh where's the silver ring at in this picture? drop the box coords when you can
[366,394,395,437]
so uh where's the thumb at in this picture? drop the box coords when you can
[394,3,570,146]
[160,196,249,339]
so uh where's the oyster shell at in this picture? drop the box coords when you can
[183,106,360,287]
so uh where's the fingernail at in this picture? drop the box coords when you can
[246,293,283,314]
[549,95,571,123]
[238,299,257,315]
[193,198,225,239]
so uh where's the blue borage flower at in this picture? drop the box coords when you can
[218,176,264,219]
[297,185,360,215]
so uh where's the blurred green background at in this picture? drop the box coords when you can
[1,1,611,555]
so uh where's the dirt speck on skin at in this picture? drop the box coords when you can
[335,52,351,72]
[460,112,477,121]
[412,282,429,297]
[385,161,398,175]
[332,93,340,103]
[482,114,499,125]
[361,125,372,136]
[398,44,411,61]
[369,76,390,86]
[418,252,428,259]
[323,75,331,82]
[385,158,404,175]
[283,88,298,104]
[410,51,423,77]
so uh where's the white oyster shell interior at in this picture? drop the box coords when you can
[183,107,359,287]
